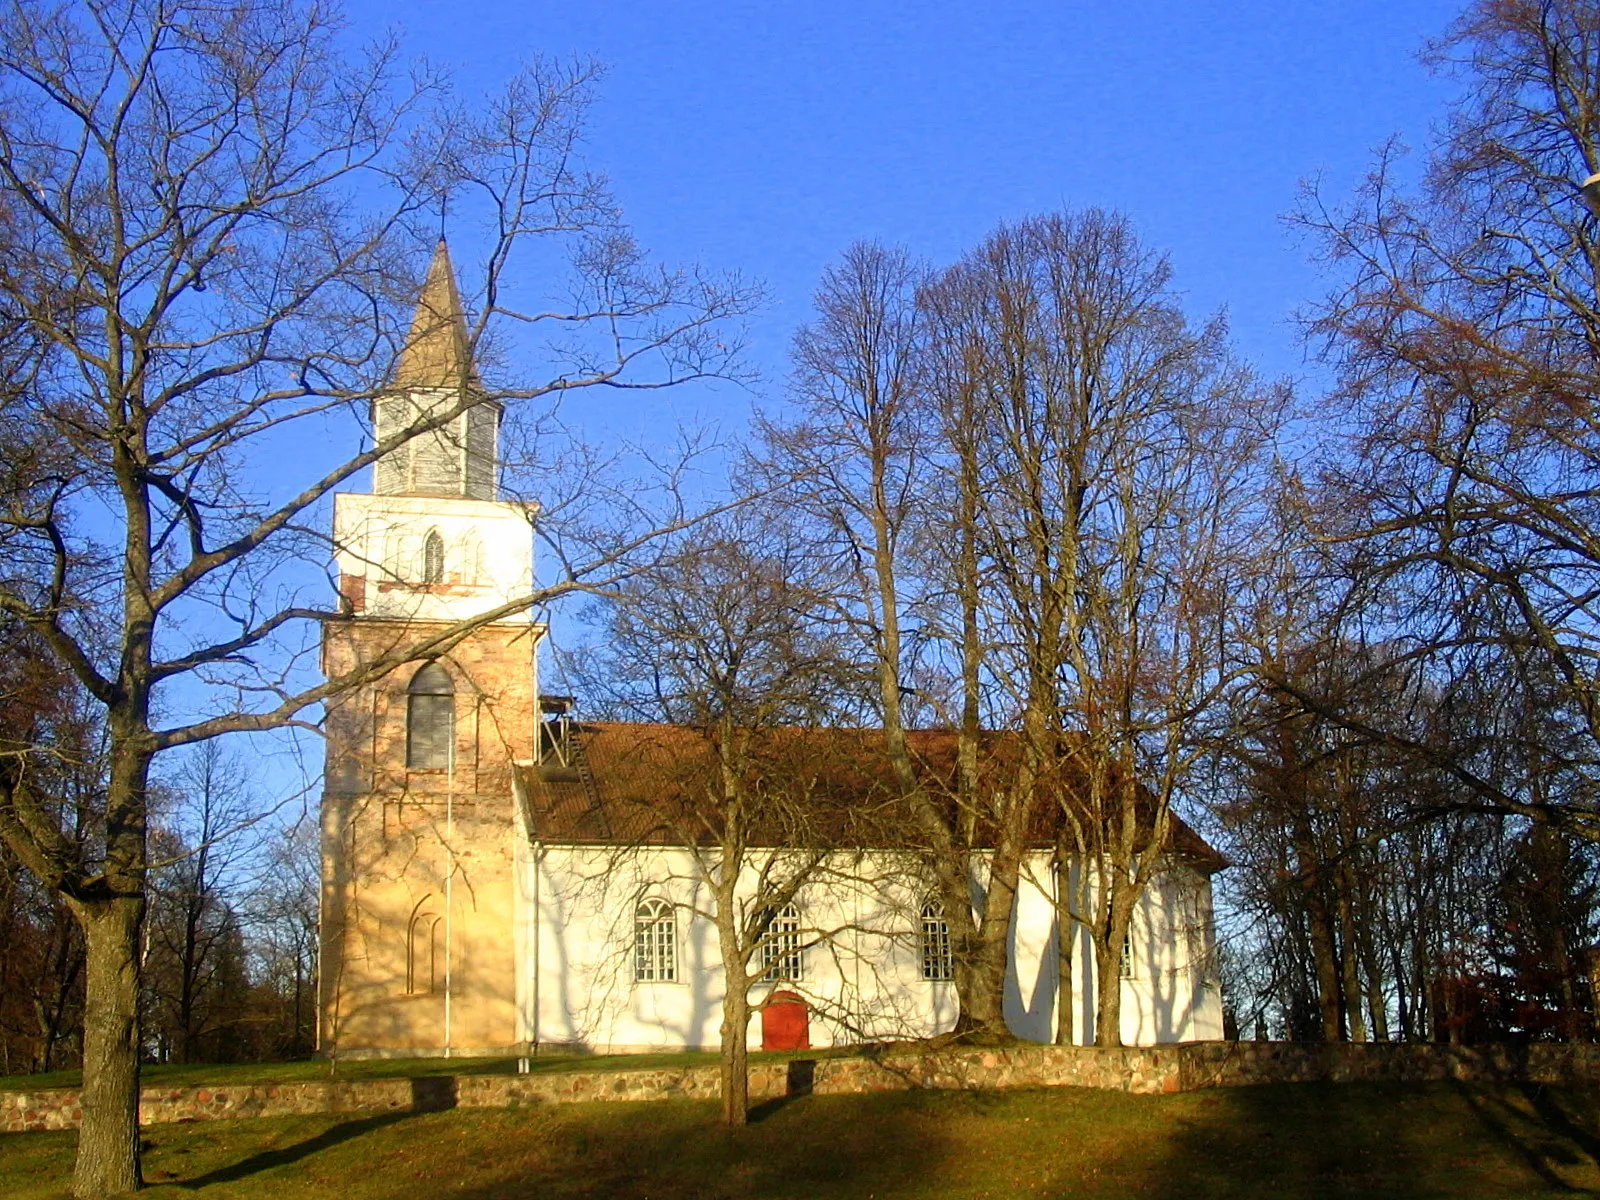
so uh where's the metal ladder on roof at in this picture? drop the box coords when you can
[566,723,608,838]
[539,695,610,837]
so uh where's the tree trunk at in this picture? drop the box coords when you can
[719,975,750,1126]
[962,846,1021,1040]
[1336,869,1367,1043]
[1093,920,1126,1048]
[1054,842,1075,1044]
[71,896,144,1198]
[1585,947,1600,1041]
[1290,811,1343,1041]
[1552,921,1580,1042]
[1390,936,1410,1041]
[713,854,751,1129]
[1357,914,1390,1042]
[1055,902,1075,1044]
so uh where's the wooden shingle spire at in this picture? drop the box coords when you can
[393,239,477,389]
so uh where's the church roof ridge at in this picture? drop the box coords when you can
[519,720,1227,871]
[393,239,478,390]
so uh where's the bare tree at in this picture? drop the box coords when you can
[920,212,1276,1046]
[0,0,751,1192]
[766,226,1271,1046]
[765,242,1025,1040]
[575,515,874,1124]
[241,820,319,1060]
[143,742,256,1063]
[0,688,97,1072]
[1291,0,1600,842]
[1219,481,1563,1046]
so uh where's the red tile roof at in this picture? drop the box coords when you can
[519,721,1224,873]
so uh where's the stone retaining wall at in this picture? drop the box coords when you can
[1176,1040,1600,1090]
[0,1064,794,1134]
[807,1043,1184,1097]
[9,1041,1600,1134]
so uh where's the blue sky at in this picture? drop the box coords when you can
[224,0,1472,808]
[344,0,1462,434]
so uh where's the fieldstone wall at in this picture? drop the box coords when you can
[2,1077,431,1134]
[0,1063,792,1134]
[809,1043,1183,1097]
[10,1041,1600,1134]
[1176,1040,1600,1090]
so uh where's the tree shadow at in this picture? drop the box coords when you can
[1520,1084,1600,1171]
[1119,1080,1600,1200]
[443,1092,962,1200]
[748,1058,815,1123]
[175,1111,417,1188]
[172,1076,459,1191]
[1451,1081,1581,1193]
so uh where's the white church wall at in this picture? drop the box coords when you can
[516,846,947,1053]
[333,491,535,624]
[512,837,1223,1054]
[1003,862,1059,1042]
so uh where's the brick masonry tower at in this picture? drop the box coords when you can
[318,241,540,1058]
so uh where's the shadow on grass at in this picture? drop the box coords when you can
[56,1076,1600,1200]
[1520,1083,1600,1172]
[175,1110,422,1189]
[748,1059,816,1123]
[1121,1079,1600,1200]
[446,1093,959,1200]
[1452,1082,1581,1192]
[172,1074,458,1191]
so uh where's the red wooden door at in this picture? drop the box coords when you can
[761,991,810,1051]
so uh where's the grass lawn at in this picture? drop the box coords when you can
[5,1081,1600,1199]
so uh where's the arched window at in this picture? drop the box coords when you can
[920,899,954,981]
[760,902,803,983]
[407,662,455,769]
[458,528,484,585]
[634,897,677,983]
[406,899,441,994]
[421,528,445,584]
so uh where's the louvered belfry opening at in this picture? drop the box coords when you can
[372,239,500,500]
[406,662,456,770]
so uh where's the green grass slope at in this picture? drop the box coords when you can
[5,1081,1600,1199]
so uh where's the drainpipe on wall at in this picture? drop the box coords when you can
[512,758,542,1074]
[444,728,455,1059]
[531,838,541,1062]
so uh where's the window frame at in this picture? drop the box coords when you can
[633,897,678,984]
[422,528,445,584]
[920,898,954,982]
[759,902,804,983]
[406,662,456,770]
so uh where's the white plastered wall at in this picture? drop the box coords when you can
[511,839,1224,1053]
[332,491,535,625]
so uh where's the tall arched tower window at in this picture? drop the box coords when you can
[421,528,445,584]
[407,662,455,769]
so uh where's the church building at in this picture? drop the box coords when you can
[316,243,1227,1060]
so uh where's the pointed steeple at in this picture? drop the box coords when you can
[393,239,477,389]
[371,239,499,499]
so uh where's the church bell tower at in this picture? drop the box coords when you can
[318,240,541,1059]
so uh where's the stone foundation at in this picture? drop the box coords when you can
[1176,1040,1600,1090]
[8,1041,1600,1134]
